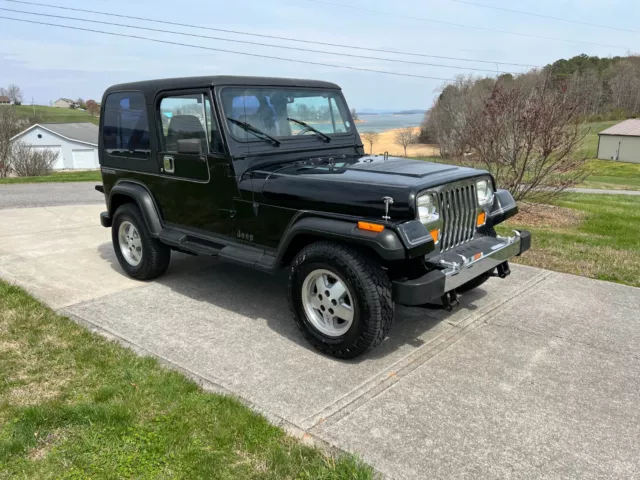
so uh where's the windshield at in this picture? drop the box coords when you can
[220,87,353,142]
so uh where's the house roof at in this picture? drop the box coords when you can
[39,123,98,144]
[599,119,640,137]
[0,96,9,102]
[55,98,76,104]
[11,122,98,146]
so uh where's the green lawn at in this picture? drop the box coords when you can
[0,171,102,184]
[0,281,372,479]
[582,159,640,190]
[14,105,99,125]
[499,193,640,287]
[578,120,618,159]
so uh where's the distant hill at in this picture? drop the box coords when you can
[392,109,425,115]
[13,105,99,126]
[357,108,426,115]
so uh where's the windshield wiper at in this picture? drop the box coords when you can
[226,117,281,146]
[287,117,331,143]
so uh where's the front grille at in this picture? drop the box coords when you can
[438,183,477,251]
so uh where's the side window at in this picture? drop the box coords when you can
[102,92,150,159]
[158,93,223,154]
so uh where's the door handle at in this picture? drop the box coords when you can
[163,156,175,173]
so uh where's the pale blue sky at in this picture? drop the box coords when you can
[1,0,638,110]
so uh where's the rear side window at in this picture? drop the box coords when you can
[102,92,150,159]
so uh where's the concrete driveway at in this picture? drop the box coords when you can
[1,184,639,479]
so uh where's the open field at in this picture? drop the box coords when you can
[0,171,101,184]
[0,280,371,479]
[500,193,640,287]
[13,105,99,125]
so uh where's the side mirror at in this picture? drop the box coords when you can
[177,138,202,155]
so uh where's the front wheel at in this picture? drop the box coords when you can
[288,242,394,359]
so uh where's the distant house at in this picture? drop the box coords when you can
[0,96,10,105]
[53,98,78,109]
[10,123,99,170]
[597,119,640,164]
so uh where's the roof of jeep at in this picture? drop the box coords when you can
[104,76,341,96]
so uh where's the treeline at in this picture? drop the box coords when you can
[420,54,640,145]
[546,54,640,120]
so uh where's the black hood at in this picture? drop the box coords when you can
[250,154,488,221]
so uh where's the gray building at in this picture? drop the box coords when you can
[10,123,99,170]
[597,119,640,164]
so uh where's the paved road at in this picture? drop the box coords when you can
[566,187,640,195]
[1,203,639,479]
[0,182,102,209]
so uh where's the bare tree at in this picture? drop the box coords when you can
[350,108,359,121]
[0,107,24,177]
[394,126,416,156]
[11,142,58,177]
[86,99,100,116]
[462,75,588,201]
[7,84,23,105]
[361,131,380,154]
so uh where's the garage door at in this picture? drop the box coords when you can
[32,146,64,170]
[72,149,98,169]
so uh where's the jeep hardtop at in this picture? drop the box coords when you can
[96,75,530,358]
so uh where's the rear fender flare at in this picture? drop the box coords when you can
[108,181,163,237]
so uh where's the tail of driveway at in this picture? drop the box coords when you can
[1,202,639,479]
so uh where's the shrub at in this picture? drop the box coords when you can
[11,142,58,177]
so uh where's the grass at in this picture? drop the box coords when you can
[578,120,618,159]
[14,105,99,125]
[0,171,102,184]
[581,159,640,191]
[499,193,640,287]
[0,281,372,479]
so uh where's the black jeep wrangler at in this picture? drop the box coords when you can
[97,75,530,359]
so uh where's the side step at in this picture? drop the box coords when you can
[159,229,222,256]
[219,246,277,271]
[158,228,277,271]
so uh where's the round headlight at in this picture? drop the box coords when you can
[476,179,494,207]
[417,193,439,224]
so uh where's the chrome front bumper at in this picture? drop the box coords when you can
[392,230,531,306]
[440,231,526,291]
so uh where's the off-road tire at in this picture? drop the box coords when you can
[456,225,496,293]
[112,203,171,280]
[288,241,394,359]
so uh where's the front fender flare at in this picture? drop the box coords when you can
[108,181,163,237]
[275,216,421,265]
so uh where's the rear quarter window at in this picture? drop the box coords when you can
[102,92,150,160]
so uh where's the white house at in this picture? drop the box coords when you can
[10,123,99,170]
[53,98,78,109]
[597,119,640,164]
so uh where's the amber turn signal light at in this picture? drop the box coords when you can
[476,212,486,227]
[430,229,440,243]
[357,221,385,233]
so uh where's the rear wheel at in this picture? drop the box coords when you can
[112,203,170,280]
[288,242,393,359]
[456,225,496,293]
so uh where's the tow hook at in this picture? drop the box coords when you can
[441,290,459,312]
[492,261,511,279]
